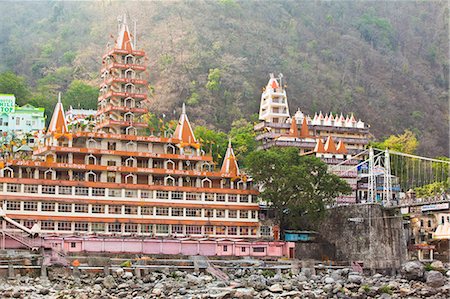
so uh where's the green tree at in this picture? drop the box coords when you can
[245,148,351,230]
[63,80,98,110]
[371,129,418,154]
[205,68,221,91]
[0,71,31,105]
[194,126,228,165]
[229,118,257,166]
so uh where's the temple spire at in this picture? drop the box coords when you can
[324,136,337,153]
[289,117,299,137]
[299,117,310,138]
[48,93,68,134]
[174,103,197,146]
[336,140,348,154]
[221,139,240,177]
[314,138,325,153]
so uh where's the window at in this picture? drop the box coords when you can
[217,194,225,202]
[92,204,105,214]
[171,191,183,200]
[124,223,138,233]
[156,191,169,199]
[107,174,116,183]
[228,210,237,218]
[91,223,105,232]
[108,189,121,197]
[442,216,445,224]
[141,224,153,234]
[74,204,88,213]
[41,202,55,212]
[108,223,122,233]
[155,224,169,234]
[205,209,213,218]
[228,195,237,202]
[107,142,116,150]
[223,245,228,252]
[92,188,105,197]
[42,185,56,194]
[216,226,226,235]
[240,227,249,236]
[71,242,76,248]
[241,247,246,252]
[253,247,265,253]
[186,193,201,201]
[141,206,153,215]
[171,208,183,217]
[141,190,153,199]
[205,193,214,201]
[24,185,38,193]
[16,117,20,126]
[427,220,432,228]
[75,187,89,196]
[124,206,138,215]
[74,222,88,232]
[228,226,237,235]
[186,225,202,235]
[108,205,122,214]
[172,225,183,234]
[6,201,20,210]
[125,190,137,198]
[261,226,271,236]
[251,211,257,219]
[58,221,72,231]
[7,184,20,193]
[205,226,214,235]
[59,186,72,195]
[216,209,225,218]
[420,220,424,227]
[186,208,201,217]
[41,221,55,230]
[23,202,38,211]
[155,207,169,216]
[58,203,72,213]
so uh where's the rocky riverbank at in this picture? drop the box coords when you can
[1,260,449,298]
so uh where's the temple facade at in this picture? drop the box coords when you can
[0,16,273,241]
[255,74,370,204]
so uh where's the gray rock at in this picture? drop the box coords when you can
[234,287,255,299]
[38,288,50,295]
[324,277,335,284]
[102,275,115,289]
[178,287,187,295]
[269,283,283,293]
[425,270,446,288]
[401,261,425,280]
[347,274,363,284]
[117,283,129,289]
[297,274,308,282]
[244,275,267,291]
[430,260,445,271]
[122,271,133,279]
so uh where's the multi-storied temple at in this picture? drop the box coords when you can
[255,74,370,204]
[0,17,281,249]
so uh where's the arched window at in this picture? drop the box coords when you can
[165,160,175,170]
[125,83,134,93]
[87,138,97,149]
[125,54,134,65]
[202,178,212,188]
[126,141,136,151]
[124,112,134,122]
[86,171,97,182]
[125,173,135,184]
[165,144,176,155]
[124,97,135,108]
[201,162,211,172]
[44,169,54,180]
[125,69,135,79]
[125,157,136,167]
[2,167,13,178]
[125,126,137,136]
[164,176,175,186]
[86,154,97,165]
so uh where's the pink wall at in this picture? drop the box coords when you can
[4,235,295,258]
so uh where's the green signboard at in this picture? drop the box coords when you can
[0,94,15,114]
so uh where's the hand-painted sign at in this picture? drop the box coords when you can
[0,94,15,113]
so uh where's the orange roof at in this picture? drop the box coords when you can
[173,103,197,145]
[48,93,68,134]
[116,14,134,51]
[221,139,240,177]
[299,117,310,138]
[271,79,279,89]
[314,138,325,153]
[324,136,337,153]
[336,140,348,154]
[289,118,299,137]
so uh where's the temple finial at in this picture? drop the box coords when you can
[58,92,62,103]
[228,137,232,148]
[182,102,186,114]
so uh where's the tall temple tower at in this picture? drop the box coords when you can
[97,14,148,135]
[258,73,290,123]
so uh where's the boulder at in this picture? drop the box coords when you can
[269,283,283,293]
[102,275,115,289]
[425,270,446,288]
[324,277,335,284]
[347,274,363,284]
[243,275,267,291]
[234,287,255,299]
[430,260,445,271]
[401,261,425,280]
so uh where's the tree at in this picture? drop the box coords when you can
[63,80,97,110]
[371,129,418,154]
[194,126,228,165]
[229,118,257,166]
[245,148,351,231]
[0,71,30,105]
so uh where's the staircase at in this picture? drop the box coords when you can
[4,232,41,251]
[190,256,229,282]
[43,248,69,266]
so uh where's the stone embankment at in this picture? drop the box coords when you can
[0,260,449,298]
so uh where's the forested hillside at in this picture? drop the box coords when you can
[0,1,448,156]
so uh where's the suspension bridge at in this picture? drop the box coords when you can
[330,148,450,207]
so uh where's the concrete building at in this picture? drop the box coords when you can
[0,94,46,134]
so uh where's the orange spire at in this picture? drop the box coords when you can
[289,118,299,137]
[314,138,325,153]
[174,103,197,145]
[299,117,310,138]
[48,93,68,134]
[221,139,240,177]
[271,79,279,89]
[116,14,134,51]
[336,140,348,154]
[324,136,337,153]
